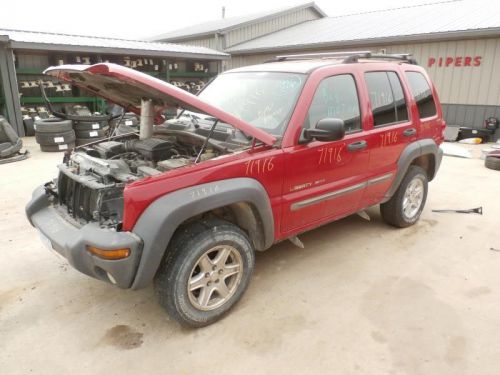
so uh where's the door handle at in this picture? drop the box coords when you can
[347,140,367,152]
[403,128,417,137]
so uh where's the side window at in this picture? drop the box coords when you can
[388,72,409,122]
[306,74,361,133]
[365,71,409,126]
[405,72,437,118]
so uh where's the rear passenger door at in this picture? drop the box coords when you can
[362,71,415,206]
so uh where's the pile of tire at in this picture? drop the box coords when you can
[73,115,109,146]
[34,118,75,152]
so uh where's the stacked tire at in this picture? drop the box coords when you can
[34,118,75,152]
[73,116,109,146]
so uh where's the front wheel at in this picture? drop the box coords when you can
[380,165,428,228]
[154,219,255,327]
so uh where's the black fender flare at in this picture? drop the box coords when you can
[130,177,274,289]
[382,139,443,202]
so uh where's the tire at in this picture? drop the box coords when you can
[34,118,72,133]
[73,120,108,131]
[40,142,75,152]
[380,165,428,228]
[75,137,106,146]
[75,126,109,139]
[485,155,500,171]
[35,130,75,145]
[66,114,109,122]
[154,219,255,327]
[23,118,35,136]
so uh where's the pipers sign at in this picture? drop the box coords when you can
[428,56,482,68]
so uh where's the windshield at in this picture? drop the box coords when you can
[194,72,305,136]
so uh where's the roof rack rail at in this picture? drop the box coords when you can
[272,51,372,62]
[267,51,418,65]
[343,52,418,65]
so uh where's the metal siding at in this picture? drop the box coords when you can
[226,1,500,54]
[464,38,479,104]
[17,52,49,69]
[150,3,326,41]
[442,103,500,131]
[447,105,458,125]
[473,105,486,126]
[229,37,500,108]
[1,29,227,58]
[464,105,475,125]
[225,8,319,48]
[180,37,218,50]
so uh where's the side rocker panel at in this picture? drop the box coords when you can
[382,139,442,203]
[130,178,274,290]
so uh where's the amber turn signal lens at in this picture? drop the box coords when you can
[86,246,130,260]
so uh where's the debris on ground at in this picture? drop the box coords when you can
[458,137,482,144]
[356,210,371,221]
[444,126,460,142]
[288,236,305,249]
[440,143,472,158]
[432,207,483,214]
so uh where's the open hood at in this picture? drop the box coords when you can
[44,63,276,146]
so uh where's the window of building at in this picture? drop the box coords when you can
[405,72,437,119]
[306,74,361,133]
[365,71,409,126]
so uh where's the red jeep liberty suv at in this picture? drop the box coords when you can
[26,52,444,326]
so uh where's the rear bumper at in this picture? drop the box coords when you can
[434,147,444,180]
[26,186,142,288]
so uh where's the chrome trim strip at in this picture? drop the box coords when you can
[291,182,366,211]
[367,173,393,186]
[290,173,393,211]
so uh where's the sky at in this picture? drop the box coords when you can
[0,0,450,40]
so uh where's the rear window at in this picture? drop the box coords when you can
[405,72,437,119]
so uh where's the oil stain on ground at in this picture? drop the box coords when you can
[101,325,144,350]
[362,277,467,375]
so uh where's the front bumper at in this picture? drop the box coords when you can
[26,186,142,288]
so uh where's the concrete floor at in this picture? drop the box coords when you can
[1,137,500,375]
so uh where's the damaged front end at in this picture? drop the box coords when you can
[49,158,127,228]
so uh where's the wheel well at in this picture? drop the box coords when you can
[175,202,266,251]
[410,154,436,181]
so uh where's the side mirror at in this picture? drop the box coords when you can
[302,118,345,142]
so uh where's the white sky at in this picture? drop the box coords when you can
[0,0,439,40]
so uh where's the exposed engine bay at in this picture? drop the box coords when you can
[48,110,252,228]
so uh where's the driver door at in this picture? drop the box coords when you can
[281,74,369,234]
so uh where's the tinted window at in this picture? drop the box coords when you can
[388,72,409,122]
[365,72,396,125]
[365,72,409,126]
[405,72,437,118]
[306,74,361,133]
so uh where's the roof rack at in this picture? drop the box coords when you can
[269,51,418,65]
